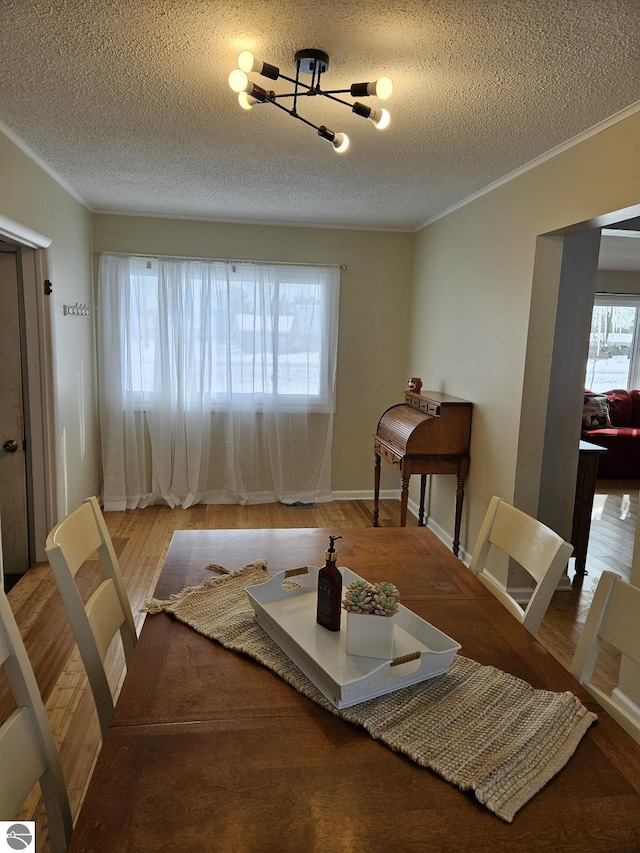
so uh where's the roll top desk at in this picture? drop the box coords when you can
[373,390,473,556]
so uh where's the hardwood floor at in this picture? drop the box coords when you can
[3,487,638,850]
[537,478,638,694]
[584,479,638,581]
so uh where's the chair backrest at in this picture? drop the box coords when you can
[45,497,137,739]
[0,585,72,850]
[469,496,574,635]
[571,570,640,745]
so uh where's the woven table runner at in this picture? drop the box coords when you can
[143,561,597,822]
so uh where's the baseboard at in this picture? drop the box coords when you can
[331,490,400,501]
[556,573,573,592]
[405,499,473,562]
[331,492,468,562]
[612,688,640,723]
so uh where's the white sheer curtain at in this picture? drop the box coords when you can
[98,253,340,510]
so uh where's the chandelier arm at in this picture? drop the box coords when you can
[269,99,322,132]
[315,92,354,109]
[277,71,313,90]
[312,62,324,91]
[264,90,357,110]
[270,91,326,101]
[293,61,301,115]
[319,89,355,96]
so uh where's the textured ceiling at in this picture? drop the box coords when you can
[1,0,639,230]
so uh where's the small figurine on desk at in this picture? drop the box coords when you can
[407,377,422,394]
[316,535,343,631]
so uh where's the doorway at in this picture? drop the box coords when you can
[0,242,30,583]
[0,216,56,589]
[515,204,640,574]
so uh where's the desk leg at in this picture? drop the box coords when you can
[571,448,603,579]
[373,454,381,527]
[453,475,465,557]
[418,475,427,527]
[400,475,409,528]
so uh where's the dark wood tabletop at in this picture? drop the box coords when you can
[70,528,640,852]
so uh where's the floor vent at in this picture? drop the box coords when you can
[284,501,317,509]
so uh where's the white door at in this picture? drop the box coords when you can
[0,244,30,575]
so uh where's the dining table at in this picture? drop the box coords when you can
[69,527,640,852]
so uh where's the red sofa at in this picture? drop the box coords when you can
[581,389,640,478]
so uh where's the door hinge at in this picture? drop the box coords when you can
[44,279,53,295]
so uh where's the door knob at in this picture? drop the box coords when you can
[2,439,19,453]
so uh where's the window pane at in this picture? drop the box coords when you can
[110,257,338,411]
[585,304,636,392]
[274,282,322,397]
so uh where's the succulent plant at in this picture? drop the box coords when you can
[342,580,400,616]
[376,581,400,602]
[372,592,400,617]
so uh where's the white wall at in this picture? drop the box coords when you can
[411,110,640,563]
[596,269,640,294]
[92,214,416,495]
[0,130,99,520]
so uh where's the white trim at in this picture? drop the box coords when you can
[333,492,476,562]
[0,120,92,211]
[0,213,51,249]
[419,511,454,552]
[416,100,640,231]
[332,489,400,501]
[602,229,640,239]
[19,248,57,560]
[0,228,57,564]
[92,208,413,233]
[612,688,640,724]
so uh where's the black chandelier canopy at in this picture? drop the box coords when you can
[228,48,393,153]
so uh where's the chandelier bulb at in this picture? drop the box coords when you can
[238,51,258,73]
[370,108,391,129]
[318,125,349,153]
[373,77,393,99]
[350,77,394,99]
[237,50,280,81]
[238,91,257,110]
[332,132,350,153]
[228,68,250,93]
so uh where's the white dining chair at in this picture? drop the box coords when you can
[0,583,72,851]
[571,570,640,745]
[45,496,137,739]
[469,496,574,635]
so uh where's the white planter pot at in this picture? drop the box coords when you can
[346,611,396,659]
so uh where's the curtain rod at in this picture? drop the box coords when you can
[92,251,346,270]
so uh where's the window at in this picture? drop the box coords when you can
[97,253,340,509]
[585,295,640,392]
[105,255,339,412]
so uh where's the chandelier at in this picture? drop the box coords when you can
[228,48,393,154]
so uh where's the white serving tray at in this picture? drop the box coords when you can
[245,566,461,709]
